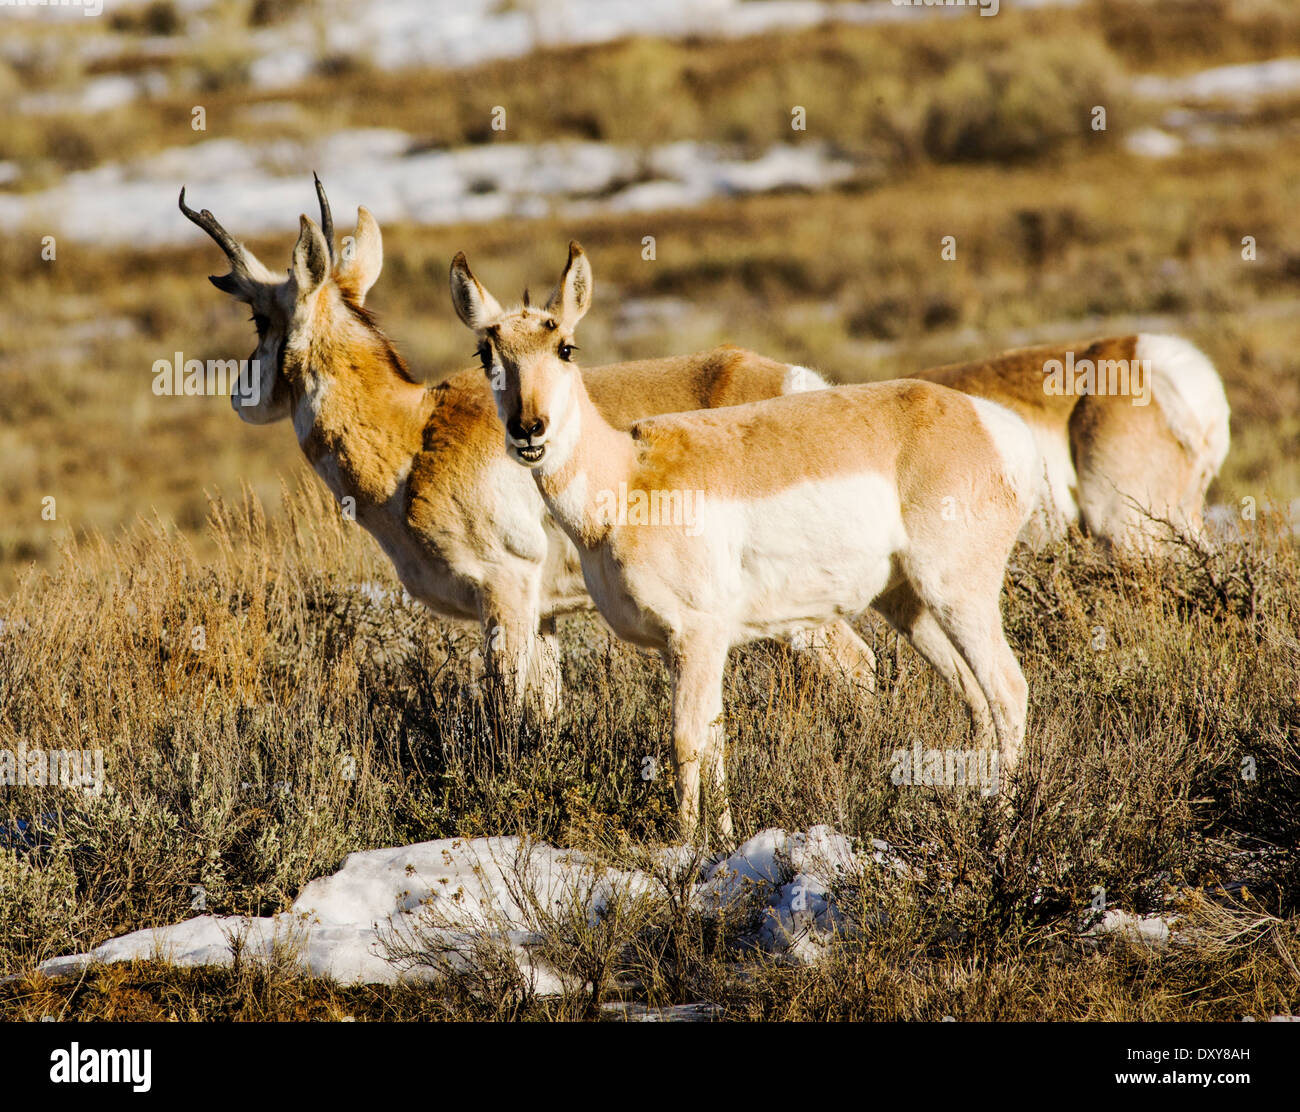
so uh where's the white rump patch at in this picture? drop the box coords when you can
[1137,334,1231,476]
[967,396,1042,525]
[782,364,831,394]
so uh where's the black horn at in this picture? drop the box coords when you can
[313,172,335,262]
[178,186,245,265]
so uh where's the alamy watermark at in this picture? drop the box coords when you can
[594,482,709,537]
[889,743,999,793]
[0,745,105,793]
[1043,352,1151,406]
[891,0,999,16]
[153,353,261,406]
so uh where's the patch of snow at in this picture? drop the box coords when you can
[1135,58,1300,103]
[1125,127,1184,159]
[8,0,1088,116]
[701,825,899,963]
[35,826,900,988]
[0,131,857,247]
[1083,908,1175,948]
[17,70,170,117]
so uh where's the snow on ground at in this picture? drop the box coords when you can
[699,825,900,961]
[1134,57,1300,103]
[35,826,895,990]
[0,131,858,246]
[1123,127,1185,160]
[1205,499,1300,542]
[1083,908,1175,948]
[5,0,1088,115]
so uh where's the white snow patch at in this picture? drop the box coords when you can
[0,132,857,247]
[7,0,1089,117]
[35,826,902,988]
[1084,908,1175,948]
[1134,58,1300,103]
[1124,127,1184,159]
[701,826,899,962]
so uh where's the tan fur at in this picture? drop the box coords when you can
[183,186,875,720]
[909,335,1227,547]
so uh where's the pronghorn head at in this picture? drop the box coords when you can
[449,241,592,467]
[178,175,386,423]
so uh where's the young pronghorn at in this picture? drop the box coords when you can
[908,337,1230,550]
[451,243,1041,837]
[178,181,877,715]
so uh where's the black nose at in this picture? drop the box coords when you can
[507,416,546,441]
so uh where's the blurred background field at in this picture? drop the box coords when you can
[1,0,1299,1019]
[1,0,1298,589]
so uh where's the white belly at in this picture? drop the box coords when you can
[582,471,906,648]
[727,472,904,638]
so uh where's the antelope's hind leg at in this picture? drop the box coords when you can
[872,581,995,746]
[792,619,878,697]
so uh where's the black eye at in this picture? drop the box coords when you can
[250,313,269,334]
[558,342,576,362]
[476,341,493,373]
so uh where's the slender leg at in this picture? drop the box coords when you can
[525,615,564,721]
[790,619,878,696]
[924,596,1028,777]
[479,587,537,719]
[665,632,732,841]
[873,582,994,745]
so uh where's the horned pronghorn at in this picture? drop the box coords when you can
[451,242,1041,838]
[908,337,1230,550]
[177,180,877,715]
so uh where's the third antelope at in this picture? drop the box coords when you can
[909,337,1229,550]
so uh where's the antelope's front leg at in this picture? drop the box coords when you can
[480,590,538,719]
[666,634,732,842]
[525,615,563,721]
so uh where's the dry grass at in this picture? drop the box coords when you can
[2,5,1140,178]
[0,484,1296,1019]
[9,0,1300,179]
[3,0,1298,1022]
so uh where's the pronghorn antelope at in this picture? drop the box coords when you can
[177,180,876,715]
[908,337,1230,550]
[451,242,1041,837]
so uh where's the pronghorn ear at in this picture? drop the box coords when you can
[449,252,503,330]
[335,206,383,305]
[291,215,331,299]
[546,241,592,329]
[209,273,244,296]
